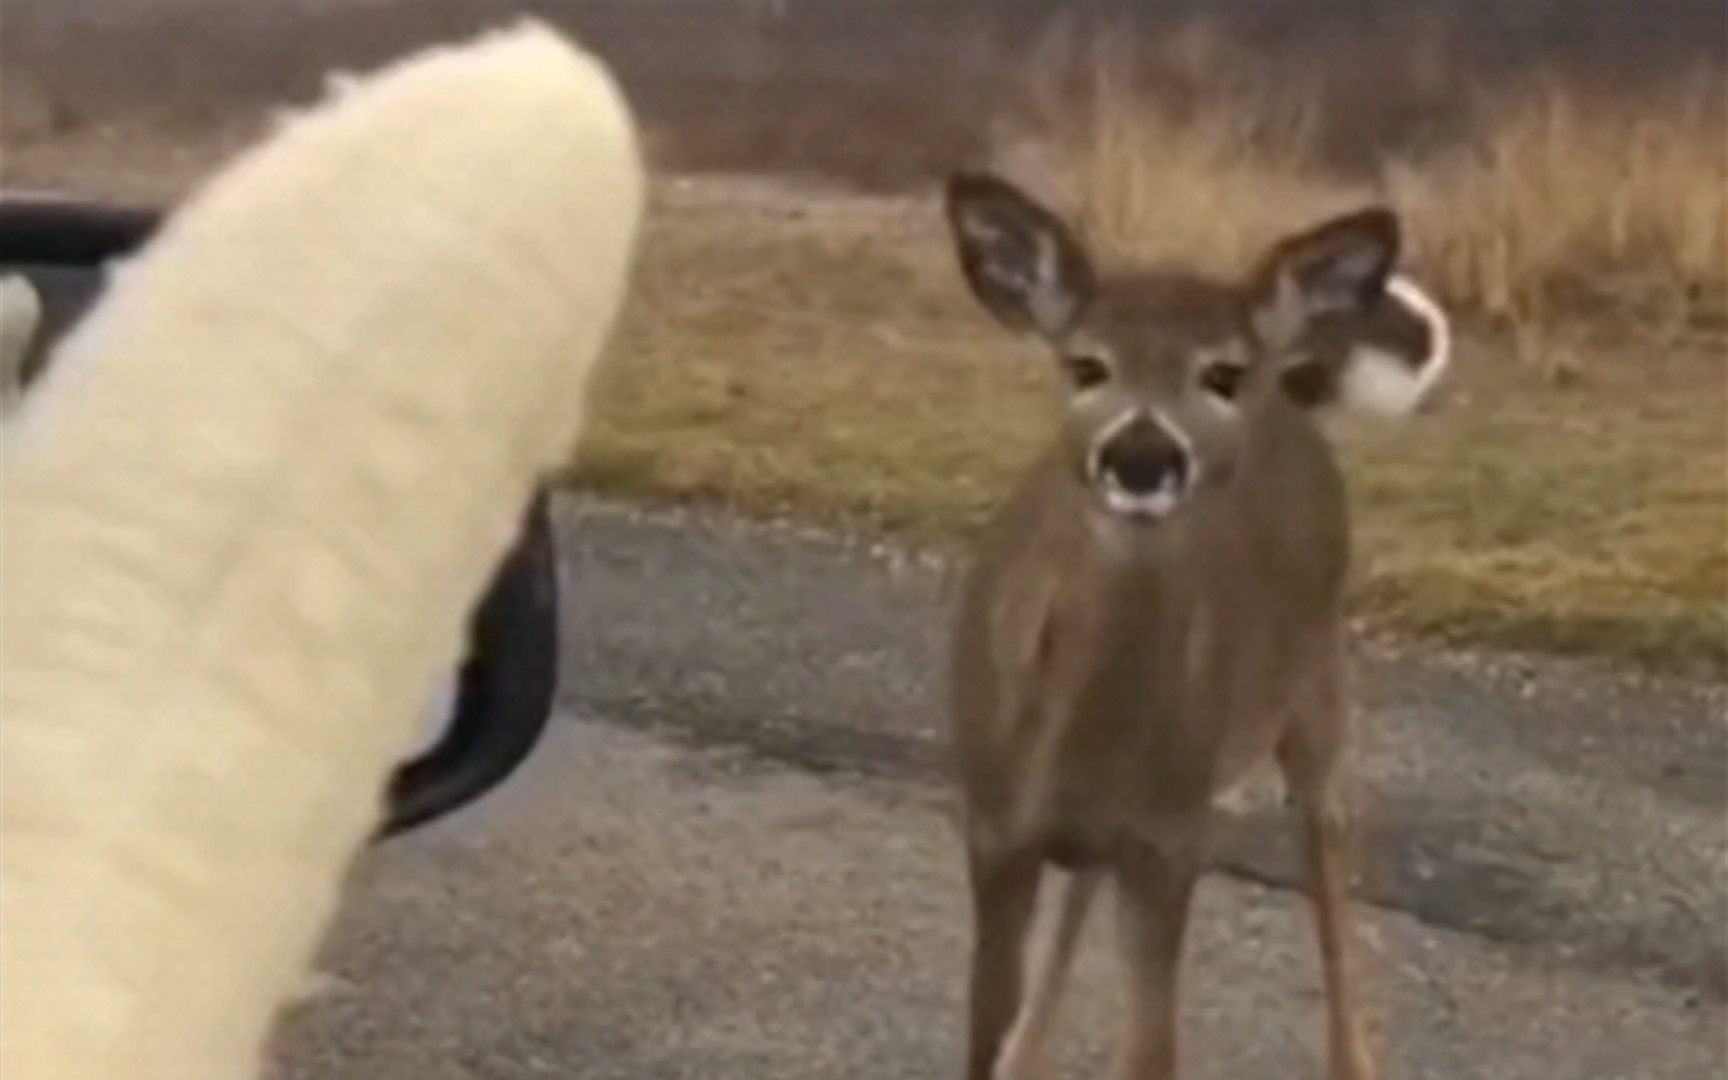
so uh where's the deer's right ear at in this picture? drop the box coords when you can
[944,173,1094,340]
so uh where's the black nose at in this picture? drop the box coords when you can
[1097,416,1190,495]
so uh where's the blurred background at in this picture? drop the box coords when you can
[6,0,1724,671]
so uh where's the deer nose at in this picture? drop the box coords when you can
[1096,415,1190,497]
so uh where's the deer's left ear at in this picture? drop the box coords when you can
[1248,208,1450,417]
[1249,207,1400,345]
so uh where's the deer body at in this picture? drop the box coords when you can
[941,174,1449,1080]
[955,393,1347,846]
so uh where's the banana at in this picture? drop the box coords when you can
[2,21,642,1080]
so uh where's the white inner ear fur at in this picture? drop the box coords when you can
[1022,228,1076,334]
[1339,274,1452,418]
[959,209,1073,336]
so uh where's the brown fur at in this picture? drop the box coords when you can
[943,172,1444,1080]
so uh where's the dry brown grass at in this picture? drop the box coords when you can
[1007,30,1728,349]
[1394,78,1728,333]
[1012,39,1362,277]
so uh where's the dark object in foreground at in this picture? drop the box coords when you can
[378,488,558,839]
[1,191,560,841]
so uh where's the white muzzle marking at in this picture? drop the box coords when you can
[1089,409,1197,520]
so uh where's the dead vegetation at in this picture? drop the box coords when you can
[1001,20,1726,343]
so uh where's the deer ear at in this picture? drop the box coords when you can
[1248,207,1400,350]
[944,172,1094,340]
[1247,208,1451,417]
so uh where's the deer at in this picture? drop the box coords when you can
[941,172,1451,1080]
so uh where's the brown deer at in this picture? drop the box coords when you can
[942,172,1451,1080]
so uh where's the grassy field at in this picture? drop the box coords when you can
[581,182,1724,674]
[4,1,1724,674]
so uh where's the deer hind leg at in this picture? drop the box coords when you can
[964,836,1043,1080]
[993,865,1102,1080]
[1278,718,1378,1080]
[1111,840,1201,1080]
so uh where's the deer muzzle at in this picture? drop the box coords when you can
[1091,412,1194,519]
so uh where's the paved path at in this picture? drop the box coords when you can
[267,499,1726,1080]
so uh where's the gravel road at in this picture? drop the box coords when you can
[267,496,1726,1080]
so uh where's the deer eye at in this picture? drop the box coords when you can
[1061,354,1111,391]
[1198,359,1247,401]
